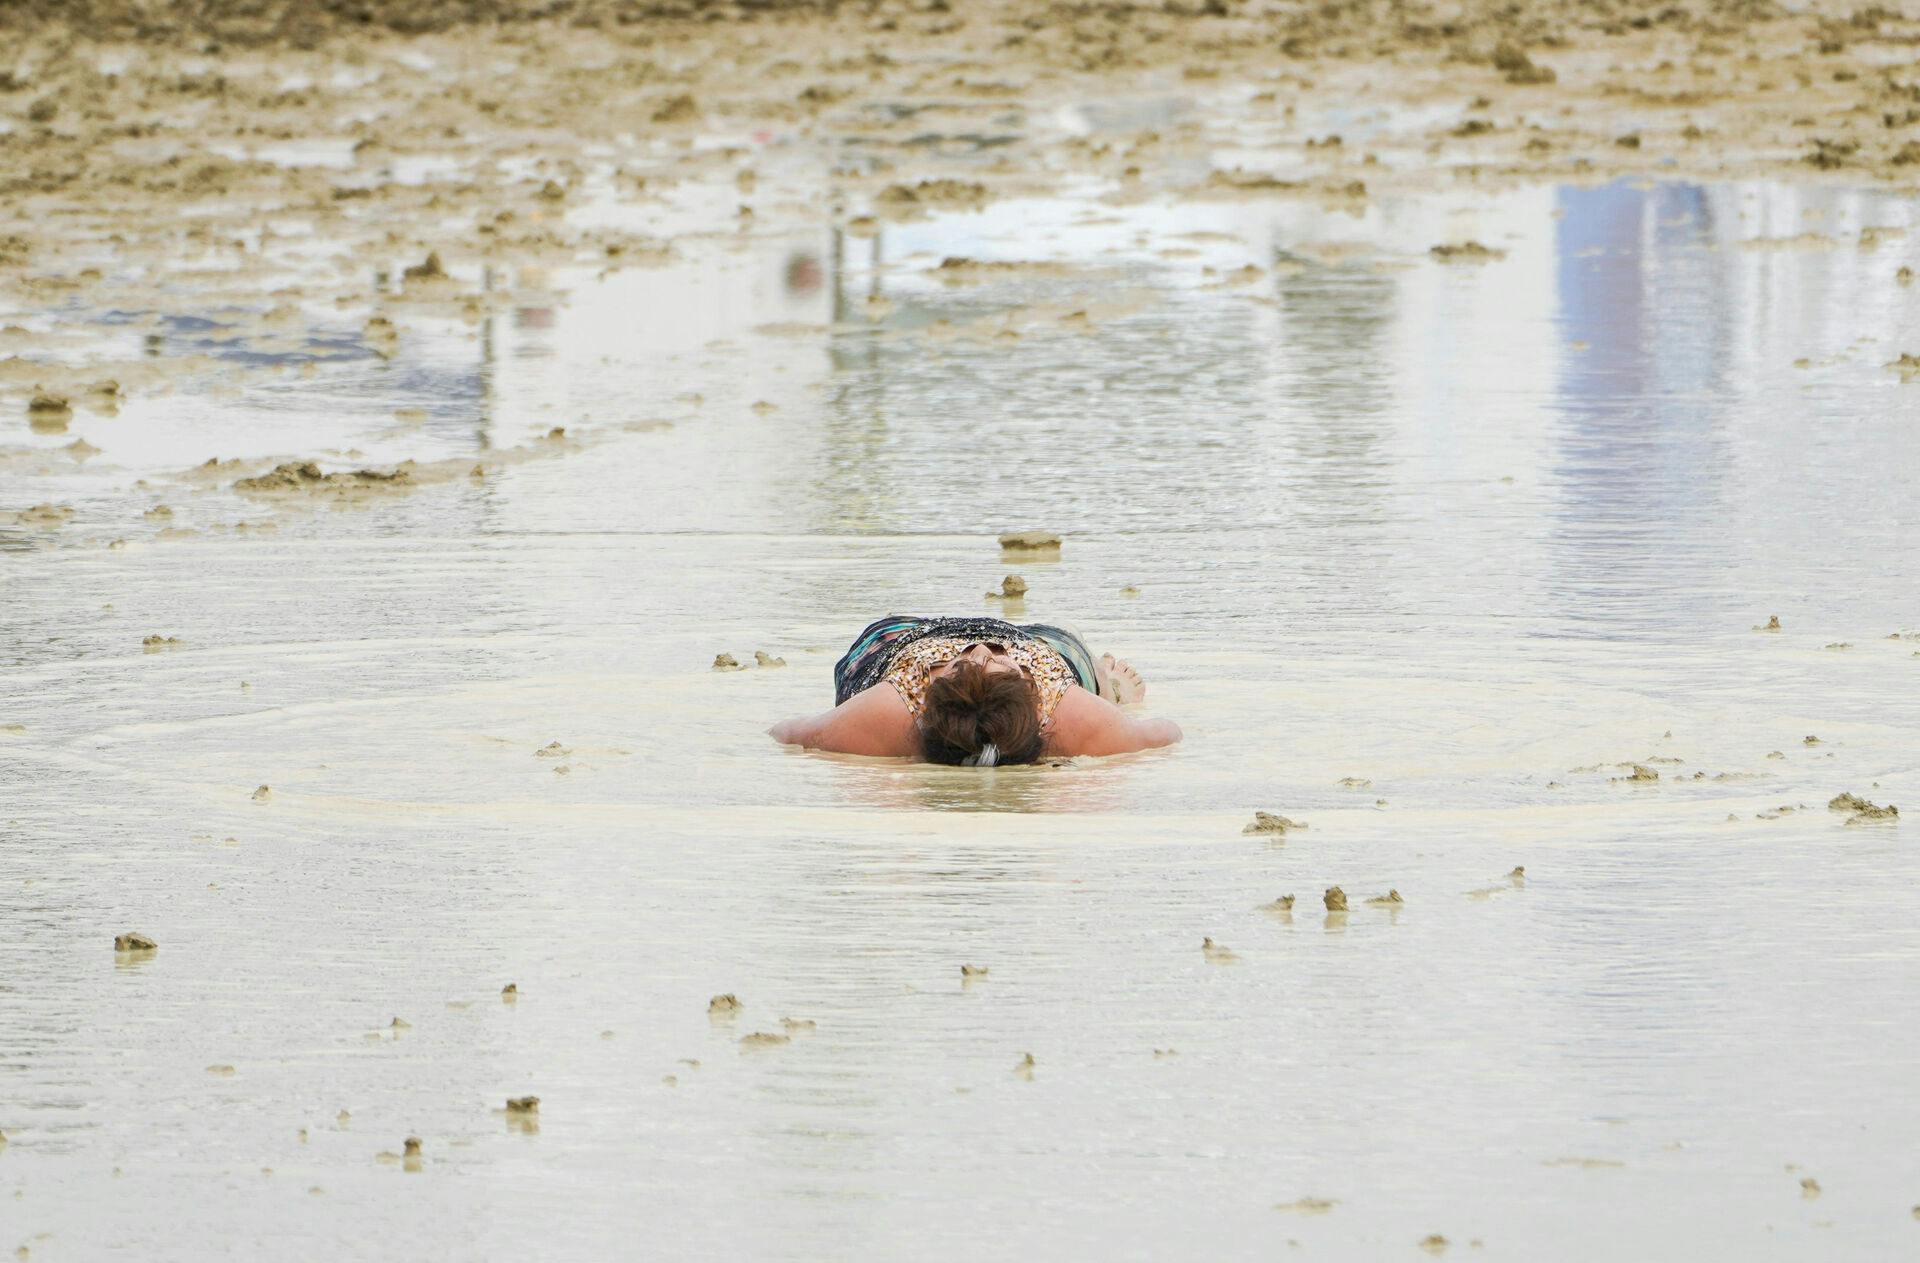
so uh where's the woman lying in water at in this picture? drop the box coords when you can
[770,615,1182,764]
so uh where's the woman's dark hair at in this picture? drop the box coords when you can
[919,660,1045,766]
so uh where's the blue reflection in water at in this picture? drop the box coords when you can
[1551,181,1733,634]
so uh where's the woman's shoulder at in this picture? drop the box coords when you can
[1045,686,1182,757]
[816,683,920,757]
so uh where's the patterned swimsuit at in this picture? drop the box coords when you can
[832,616,1099,734]
[882,635,1076,730]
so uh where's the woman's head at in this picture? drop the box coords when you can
[919,656,1044,766]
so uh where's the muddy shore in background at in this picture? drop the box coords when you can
[6,1,1918,504]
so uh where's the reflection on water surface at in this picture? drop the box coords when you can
[3,163,1918,1261]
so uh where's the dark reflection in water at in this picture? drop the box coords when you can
[1272,253,1397,424]
[1549,181,1733,632]
[1270,255,1398,524]
[810,752,1141,814]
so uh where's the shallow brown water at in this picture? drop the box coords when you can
[4,122,1920,1260]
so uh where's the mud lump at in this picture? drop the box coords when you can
[1429,242,1504,262]
[1243,811,1307,836]
[401,252,447,283]
[985,575,1027,600]
[1201,937,1240,963]
[998,531,1061,554]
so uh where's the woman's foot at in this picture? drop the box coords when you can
[1098,653,1147,704]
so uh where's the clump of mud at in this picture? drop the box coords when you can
[235,461,412,496]
[960,964,989,982]
[505,1096,539,1115]
[652,94,699,124]
[113,932,157,953]
[363,316,399,356]
[1755,615,1782,631]
[1365,889,1404,908]
[753,650,785,668]
[13,504,73,527]
[1430,242,1505,262]
[877,180,988,217]
[1259,894,1295,914]
[1492,42,1555,85]
[985,575,1027,601]
[401,252,448,284]
[935,258,1074,284]
[1201,937,1240,964]
[1013,1053,1035,1080]
[708,993,742,1016]
[1323,887,1348,912]
[27,392,71,424]
[1243,811,1307,836]
[740,1032,789,1049]
[1274,1197,1338,1215]
[998,531,1060,555]
[712,653,745,672]
[1830,792,1899,824]
[1468,866,1527,900]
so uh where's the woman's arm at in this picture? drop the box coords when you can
[769,683,920,757]
[1045,686,1182,757]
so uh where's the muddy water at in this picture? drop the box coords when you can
[4,159,1920,1260]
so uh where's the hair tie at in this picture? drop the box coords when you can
[964,742,1000,768]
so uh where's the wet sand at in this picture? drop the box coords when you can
[3,1,1920,1259]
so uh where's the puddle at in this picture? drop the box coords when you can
[3,12,1919,1260]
